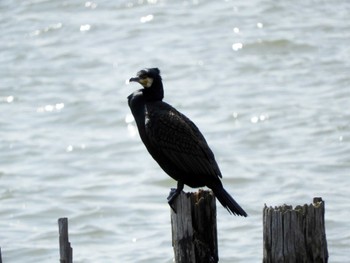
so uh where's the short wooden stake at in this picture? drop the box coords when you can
[171,190,218,263]
[0,247,2,263]
[58,217,73,263]
[263,197,328,263]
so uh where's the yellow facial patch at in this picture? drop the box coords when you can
[139,77,154,88]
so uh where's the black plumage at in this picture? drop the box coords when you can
[127,68,247,216]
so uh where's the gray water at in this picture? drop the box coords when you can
[1,0,349,262]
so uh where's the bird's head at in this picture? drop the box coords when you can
[129,68,163,101]
[129,68,161,88]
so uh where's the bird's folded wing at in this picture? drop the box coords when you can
[145,107,222,178]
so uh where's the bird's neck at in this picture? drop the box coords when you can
[143,80,164,102]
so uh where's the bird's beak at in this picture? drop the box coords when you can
[129,77,140,83]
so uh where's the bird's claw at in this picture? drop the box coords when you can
[167,188,179,213]
[167,188,177,201]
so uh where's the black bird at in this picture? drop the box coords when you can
[127,68,247,216]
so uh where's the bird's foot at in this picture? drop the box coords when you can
[167,188,178,201]
[167,188,181,213]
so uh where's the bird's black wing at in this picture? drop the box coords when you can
[145,102,222,180]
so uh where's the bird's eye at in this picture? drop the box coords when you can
[139,74,147,79]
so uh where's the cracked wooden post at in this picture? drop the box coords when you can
[170,190,218,263]
[58,217,73,263]
[263,197,328,263]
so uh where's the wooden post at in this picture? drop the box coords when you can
[171,190,218,263]
[58,217,73,263]
[263,197,328,263]
[0,247,2,263]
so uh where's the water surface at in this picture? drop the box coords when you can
[1,0,349,262]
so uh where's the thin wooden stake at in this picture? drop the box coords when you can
[171,190,218,263]
[263,197,328,263]
[58,217,73,263]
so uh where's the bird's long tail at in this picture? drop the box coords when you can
[213,187,247,217]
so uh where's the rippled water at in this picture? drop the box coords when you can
[1,0,349,262]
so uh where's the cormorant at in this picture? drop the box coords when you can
[127,68,247,217]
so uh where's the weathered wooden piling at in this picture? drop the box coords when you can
[170,190,218,263]
[0,247,2,263]
[58,217,73,263]
[263,197,328,263]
